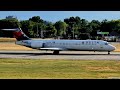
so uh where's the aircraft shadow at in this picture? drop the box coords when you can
[0,52,119,56]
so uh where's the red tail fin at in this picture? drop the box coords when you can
[1,28,30,41]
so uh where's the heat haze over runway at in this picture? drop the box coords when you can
[0,50,119,60]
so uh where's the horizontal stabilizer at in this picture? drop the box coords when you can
[1,28,20,31]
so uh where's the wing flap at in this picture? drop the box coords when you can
[40,48,66,51]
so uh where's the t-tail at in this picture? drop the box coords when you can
[1,28,31,41]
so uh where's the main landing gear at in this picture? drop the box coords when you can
[108,51,110,55]
[53,50,59,55]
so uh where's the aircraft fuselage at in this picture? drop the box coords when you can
[16,39,116,52]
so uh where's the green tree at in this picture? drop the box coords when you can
[100,19,109,32]
[20,20,32,37]
[45,22,56,38]
[89,20,101,36]
[29,16,43,23]
[0,17,20,37]
[106,20,120,33]
[64,16,82,39]
[54,21,68,38]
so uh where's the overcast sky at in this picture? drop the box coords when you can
[0,11,120,22]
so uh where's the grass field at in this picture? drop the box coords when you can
[0,38,16,42]
[0,58,120,79]
[110,42,120,52]
[0,42,33,50]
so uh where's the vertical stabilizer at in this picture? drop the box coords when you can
[1,28,31,41]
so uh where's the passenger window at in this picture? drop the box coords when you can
[89,41,91,45]
[82,42,84,45]
[92,41,93,45]
[86,41,88,45]
[94,41,96,45]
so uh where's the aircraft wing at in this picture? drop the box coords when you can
[39,47,67,51]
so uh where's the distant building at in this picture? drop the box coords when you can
[109,31,120,36]
[104,31,120,42]
[6,16,17,19]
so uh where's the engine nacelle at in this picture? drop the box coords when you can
[31,41,43,48]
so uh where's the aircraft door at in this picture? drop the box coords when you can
[90,41,98,51]
[88,41,94,50]
[42,43,45,48]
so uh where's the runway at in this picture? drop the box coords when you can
[0,50,120,60]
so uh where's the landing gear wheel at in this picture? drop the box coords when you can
[53,51,59,55]
[108,51,110,55]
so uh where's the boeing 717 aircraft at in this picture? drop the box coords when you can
[1,28,116,54]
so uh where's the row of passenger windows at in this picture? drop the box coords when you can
[46,41,100,45]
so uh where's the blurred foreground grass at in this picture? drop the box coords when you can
[0,58,120,79]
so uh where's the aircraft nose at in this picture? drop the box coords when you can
[111,45,116,51]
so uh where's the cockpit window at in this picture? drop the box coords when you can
[105,42,108,45]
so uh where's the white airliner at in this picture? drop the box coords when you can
[1,28,116,54]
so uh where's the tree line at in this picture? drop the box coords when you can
[0,16,120,40]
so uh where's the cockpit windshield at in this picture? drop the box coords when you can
[105,42,109,45]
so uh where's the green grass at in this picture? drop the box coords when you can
[0,58,120,79]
